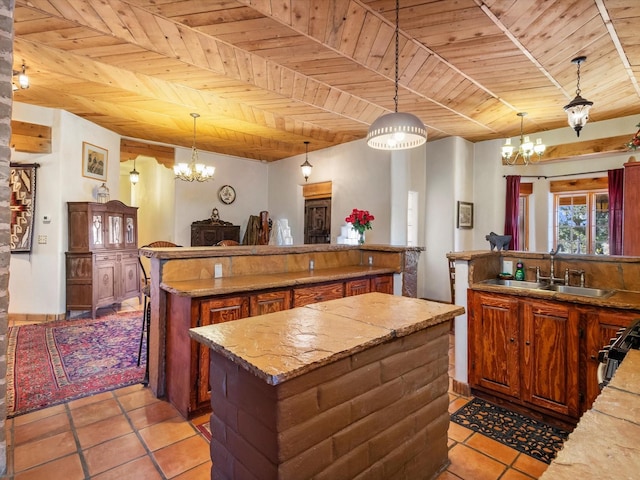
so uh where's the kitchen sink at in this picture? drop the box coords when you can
[538,284,613,298]
[480,279,548,289]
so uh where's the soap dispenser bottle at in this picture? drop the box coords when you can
[514,260,525,281]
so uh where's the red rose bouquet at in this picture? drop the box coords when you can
[345,208,375,234]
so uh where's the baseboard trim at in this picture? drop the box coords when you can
[452,378,471,396]
[8,312,66,324]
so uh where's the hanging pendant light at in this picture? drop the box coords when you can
[174,113,215,182]
[12,62,29,91]
[367,0,427,150]
[501,113,545,165]
[564,56,593,137]
[129,158,140,185]
[300,141,313,182]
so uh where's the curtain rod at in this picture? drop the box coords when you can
[503,169,611,180]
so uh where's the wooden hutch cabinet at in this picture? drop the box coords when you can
[66,200,140,318]
[191,222,240,246]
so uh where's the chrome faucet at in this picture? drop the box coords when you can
[537,247,567,284]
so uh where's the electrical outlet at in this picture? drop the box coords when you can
[502,260,513,274]
[38,234,47,244]
[214,264,222,278]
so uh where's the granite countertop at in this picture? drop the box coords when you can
[540,349,640,478]
[470,281,640,311]
[162,265,396,297]
[189,292,465,385]
[141,243,423,259]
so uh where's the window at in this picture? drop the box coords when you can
[554,191,609,254]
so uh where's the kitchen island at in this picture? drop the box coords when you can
[190,292,464,479]
[139,244,423,405]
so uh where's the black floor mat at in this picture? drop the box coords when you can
[450,398,569,464]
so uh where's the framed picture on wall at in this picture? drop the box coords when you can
[457,201,474,229]
[82,142,108,181]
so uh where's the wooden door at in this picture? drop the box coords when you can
[583,307,638,410]
[468,291,521,397]
[196,296,250,411]
[521,299,580,418]
[371,274,394,294]
[304,198,331,244]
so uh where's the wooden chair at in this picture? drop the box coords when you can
[138,241,181,383]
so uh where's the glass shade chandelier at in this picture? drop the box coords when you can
[367,0,427,150]
[564,56,593,137]
[300,141,313,182]
[12,62,29,91]
[174,113,215,182]
[502,113,546,165]
[129,158,139,185]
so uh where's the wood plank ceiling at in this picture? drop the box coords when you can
[11,0,640,162]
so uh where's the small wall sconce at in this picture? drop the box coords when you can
[12,62,29,91]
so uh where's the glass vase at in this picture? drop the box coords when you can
[358,230,365,245]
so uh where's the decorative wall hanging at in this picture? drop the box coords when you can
[10,163,38,253]
[82,142,108,181]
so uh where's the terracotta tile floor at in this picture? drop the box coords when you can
[3,304,549,479]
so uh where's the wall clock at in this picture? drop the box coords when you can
[218,185,236,205]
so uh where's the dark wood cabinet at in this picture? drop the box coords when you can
[469,292,520,398]
[191,223,240,246]
[66,201,139,318]
[166,273,394,418]
[469,290,638,424]
[521,299,580,418]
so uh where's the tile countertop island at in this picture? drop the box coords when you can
[190,292,465,479]
[540,349,640,479]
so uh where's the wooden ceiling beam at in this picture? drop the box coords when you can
[120,139,175,169]
[10,120,51,153]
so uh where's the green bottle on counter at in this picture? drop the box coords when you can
[515,260,525,281]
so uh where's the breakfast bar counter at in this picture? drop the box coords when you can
[189,292,464,479]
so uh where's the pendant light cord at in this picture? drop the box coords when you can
[575,61,582,96]
[394,0,399,113]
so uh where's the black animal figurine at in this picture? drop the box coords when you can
[486,232,512,251]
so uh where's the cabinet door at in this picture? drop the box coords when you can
[196,296,250,410]
[120,252,140,300]
[124,214,137,248]
[468,291,520,397]
[94,254,117,304]
[371,274,394,294]
[293,281,344,307]
[106,213,124,249]
[89,211,107,250]
[583,308,638,410]
[345,278,370,296]
[521,299,580,417]
[250,290,291,316]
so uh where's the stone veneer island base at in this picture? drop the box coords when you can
[190,292,464,479]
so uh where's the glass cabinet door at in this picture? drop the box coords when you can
[91,213,105,248]
[107,214,123,248]
[124,214,136,247]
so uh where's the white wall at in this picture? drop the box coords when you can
[267,139,393,246]
[10,104,122,316]
[173,149,268,247]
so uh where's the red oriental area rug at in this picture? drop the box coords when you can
[7,311,146,417]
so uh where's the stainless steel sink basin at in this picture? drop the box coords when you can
[539,284,613,298]
[480,279,548,289]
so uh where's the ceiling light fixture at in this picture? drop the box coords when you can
[564,56,593,137]
[129,158,139,185]
[501,112,546,165]
[367,0,427,150]
[12,62,29,91]
[300,141,313,182]
[174,113,215,182]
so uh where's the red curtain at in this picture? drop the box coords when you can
[504,175,521,250]
[608,168,624,255]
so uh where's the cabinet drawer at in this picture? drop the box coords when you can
[95,253,118,262]
[293,281,344,307]
[250,290,292,316]
[345,278,370,296]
